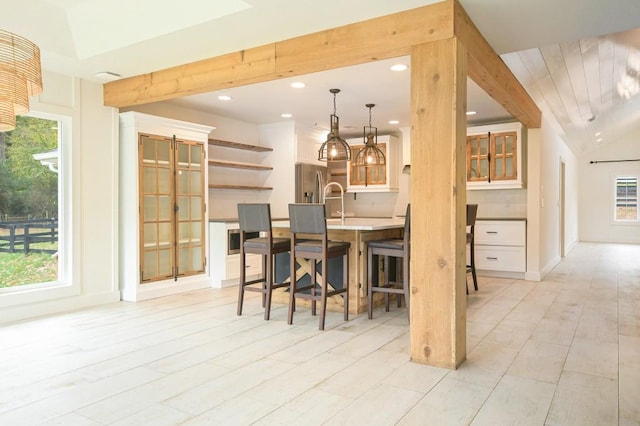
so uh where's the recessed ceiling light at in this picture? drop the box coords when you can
[596,138,603,143]
[281,113,293,118]
[290,82,305,89]
[94,71,121,81]
[388,120,400,125]
[466,111,477,116]
[390,64,408,72]
[595,131,601,136]
[218,95,232,101]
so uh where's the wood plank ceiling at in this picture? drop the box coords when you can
[503,28,640,154]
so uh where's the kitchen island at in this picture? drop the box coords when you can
[271,217,405,315]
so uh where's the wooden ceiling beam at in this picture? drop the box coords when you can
[103,2,453,108]
[453,0,541,128]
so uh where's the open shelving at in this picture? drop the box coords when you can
[207,138,273,191]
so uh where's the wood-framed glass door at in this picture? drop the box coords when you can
[140,134,174,282]
[491,131,517,181]
[466,133,490,182]
[175,139,205,277]
[139,133,205,283]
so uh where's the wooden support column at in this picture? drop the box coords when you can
[410,37,467,368]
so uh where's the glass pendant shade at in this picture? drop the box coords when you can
[354,104,385,167]
[318,89,351,162]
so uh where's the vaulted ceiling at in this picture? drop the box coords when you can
[2,0,640,153]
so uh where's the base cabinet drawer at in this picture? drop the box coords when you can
[475,245,526,272]
[475,221,525,246]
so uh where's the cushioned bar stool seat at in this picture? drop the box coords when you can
[288,203,350,330]
[367,204,410,320]
[237,203,291,320]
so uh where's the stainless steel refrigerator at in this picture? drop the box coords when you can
[295,162,327,204]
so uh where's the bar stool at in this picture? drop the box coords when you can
[466,203,479,294]
[237,203,291,320]
[367,204,410,320]
[287,203,350,330]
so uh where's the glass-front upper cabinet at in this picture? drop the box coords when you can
[466,122,525,190]
[349,143,387,187]
[346,134,400,193]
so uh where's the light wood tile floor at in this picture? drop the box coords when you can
[1,242,639,425]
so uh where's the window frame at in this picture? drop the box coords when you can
[612,174,639,224]
[0,111,73,296]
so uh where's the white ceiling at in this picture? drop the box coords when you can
[2,0,640,151]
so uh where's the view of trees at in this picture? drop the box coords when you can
[0,116,58,220]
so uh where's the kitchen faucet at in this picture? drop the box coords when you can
[323,182,345,223]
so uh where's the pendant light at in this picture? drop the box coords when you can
[0,29,43,132]
[318,88,351,162]
[354,103,385,167]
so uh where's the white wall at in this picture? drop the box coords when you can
[579,130,640,243]
[467,189,527,218]
[1,71,121,324]
[529,116,579,279]
[261,121,297,219]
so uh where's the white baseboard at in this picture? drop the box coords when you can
[477,269,525,280]
[1,290,121,325]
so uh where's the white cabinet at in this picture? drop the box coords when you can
[346,134,400,193]
[467,122,525,190]
[210,221,262,288]
[119,112,214,301]
[474,219,526,276]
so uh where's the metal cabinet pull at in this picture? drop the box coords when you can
[486,231,498,234]
[486,256,498,260]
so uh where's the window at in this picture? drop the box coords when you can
[615,176,638,221]
[0,112,69,294]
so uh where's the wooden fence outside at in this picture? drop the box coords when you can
[0,219,58,254]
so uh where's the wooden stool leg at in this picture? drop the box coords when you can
[264,252,273,321]
[261,254,267,308]
[404,253,410,322]
[319,257,328,330]
[471,243,478,291]
[311,260,317,316]
[368,249,374,319]
[237,250,246,316]
[384,255,390,312]
[288,251,296,325]
[343,251,349,321]
[396,256,402,308]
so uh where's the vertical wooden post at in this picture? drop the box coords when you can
[409,37,467,368]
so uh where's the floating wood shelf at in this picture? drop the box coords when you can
[208,160,273,171]
[208,139,272,152]
[208,184,273,191]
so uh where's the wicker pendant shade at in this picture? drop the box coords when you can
[0,29,43,132]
